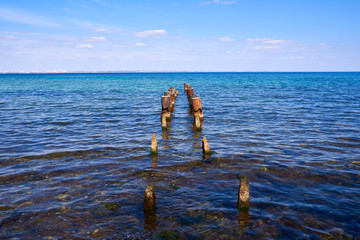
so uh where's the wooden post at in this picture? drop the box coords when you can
[143,184,156,211]
[161,114,167,129]
[202,137,211,154]
[150,133,158,155]
[237,177,250,209]
[187,88,194,98]
[184,82,188,91]
[187,88,194,104]
[162,95,171,109]
[143,184,156,230]
[192,97,204,121]
[194,115,201,130]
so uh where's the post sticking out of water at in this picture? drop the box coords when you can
[143,184,156,211]
[194,115,201,130]
[161,114,167,129]
[202,137,211,154]
[162,95,171,120]
[238,177,250,209]
[187,88,194,99]
[192,97,204,121]
[150,133,158,155]
[184,82,188,91]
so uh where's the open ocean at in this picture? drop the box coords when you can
[0,72,359,239]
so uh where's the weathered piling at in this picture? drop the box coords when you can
[161,95,171,120]
[161,114,167,129]
[202,137,211,154]
[187,88,194,101]
[192,97,204,121]
[143,184,157,230]
[185,83,205,130]
[150,133,158,155]
[194,115,201,130]
[143,184,156,211]
[169,89,175,109]
[237,177,250,209]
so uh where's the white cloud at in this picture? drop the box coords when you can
[0,7,59,27]
[1,35,15,40]
[134,29,167,38]
[94,28,113,34]
[75,44,93,48]
[202,0,237,5]
[83,36,106,42]
[5,35,15,39]
[135,43,147,47]
[219,37,235,42]
[319,42,331,50]
[246,38,286,44]
[254,46,280,51]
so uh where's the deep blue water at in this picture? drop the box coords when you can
[0,72,359,239]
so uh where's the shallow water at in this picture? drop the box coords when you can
[0,72,359,239]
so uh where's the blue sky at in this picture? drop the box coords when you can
[0,0,359,72]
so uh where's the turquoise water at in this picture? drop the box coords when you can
[0,72,359,239]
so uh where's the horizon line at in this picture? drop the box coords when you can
[1,70,360,74]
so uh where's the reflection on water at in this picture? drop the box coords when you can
[238,209,251,229]
[144,208,157,231]
[151,155,158,169]
[0,72,359,239]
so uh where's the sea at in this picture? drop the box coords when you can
[0,72,359,239]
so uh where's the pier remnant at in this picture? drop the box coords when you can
[161,114,167,129]
[237,177,250,209]
[143,184,156,211]
[187,88,194,103]
[160,86,178,129]
[202,137,211,154]
[194,115,201,130]
[184,83,204,129]
[151,133,158,155]
[162,95,171,122]
[143,184,157,230]
[192,97,204,121]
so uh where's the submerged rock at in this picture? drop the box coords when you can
[104,202,120,211]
